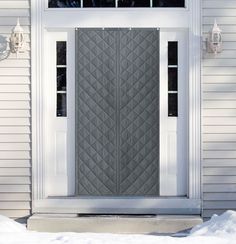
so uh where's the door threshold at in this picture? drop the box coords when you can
[78,214,156,218]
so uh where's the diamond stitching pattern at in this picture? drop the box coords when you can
[76,30,117,195]
[119,29,159,195]
[76,29,159,196]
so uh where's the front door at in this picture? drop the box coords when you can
[34,0,201,215]
[75,28,159,196]
[44,28,189,213]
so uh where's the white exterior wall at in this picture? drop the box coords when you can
[202,0,236,218]
[0,0,31,219]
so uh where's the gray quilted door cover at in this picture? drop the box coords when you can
[76,28,159,196]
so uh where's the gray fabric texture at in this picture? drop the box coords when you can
[75,28,159,196]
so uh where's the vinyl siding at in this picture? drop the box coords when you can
[202,0,236,218]
[0,0,31,219]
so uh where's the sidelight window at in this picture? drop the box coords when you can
[56,41,67,117]
[168,41,178,117]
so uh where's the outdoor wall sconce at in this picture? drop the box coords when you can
[10,18,25,56]
[0,18,25,61]
[207,19,222,55]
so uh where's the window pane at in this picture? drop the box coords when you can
[168,93,178,117]
[57,68,67,91]
[57,41,67,65]
[153,0,184,7]
[118,0,150,7]
[168,41,178,65]
[49,0,81,7]
[168,68,178,91]
[57,93,67,117]
[83,0,115,7]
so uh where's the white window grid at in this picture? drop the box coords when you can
[46,0,187,8]
[56,41,67,117]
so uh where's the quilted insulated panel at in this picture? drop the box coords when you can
[76,28,159,196]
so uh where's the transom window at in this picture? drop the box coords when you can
[48,0,185,8]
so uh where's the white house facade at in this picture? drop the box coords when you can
[0,0,234,225]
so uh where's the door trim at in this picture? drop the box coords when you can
[31,0,201,213]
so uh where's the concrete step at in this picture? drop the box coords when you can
[27,214,202,234]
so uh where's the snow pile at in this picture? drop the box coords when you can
[0,211,236,243]
[0,215,26,233]
[190,210,236,237]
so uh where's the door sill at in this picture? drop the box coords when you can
[33,198,201,215]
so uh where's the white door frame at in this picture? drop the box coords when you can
[31,0,201,214]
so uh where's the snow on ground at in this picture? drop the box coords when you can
[0,211,236,244]
[191,210,236,237]
[0,215,26,233]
